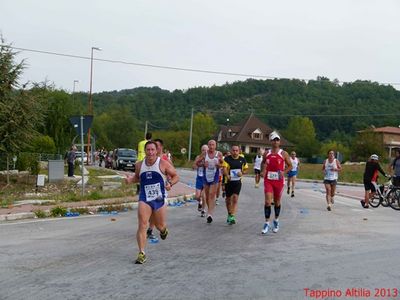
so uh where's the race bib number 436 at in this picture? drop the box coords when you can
[144,183,162,201]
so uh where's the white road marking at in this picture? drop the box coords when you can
[0,214,105,227]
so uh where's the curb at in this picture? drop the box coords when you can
[0,193,196,223]
[0,212,36,222]
[297,178,363,187]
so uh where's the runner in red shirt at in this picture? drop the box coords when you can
[261,131,292,235]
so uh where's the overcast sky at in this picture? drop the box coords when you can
[1,0,400,93]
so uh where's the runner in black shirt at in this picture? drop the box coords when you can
[222,145,248,225]
[361,154,387,208]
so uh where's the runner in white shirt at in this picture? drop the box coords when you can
[286,151,300,197]
[196,139,223,224]
[322,150,342,211]
[254,150,263,188]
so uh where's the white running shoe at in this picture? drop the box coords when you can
[261,223,270,235]
[272,220,279,233]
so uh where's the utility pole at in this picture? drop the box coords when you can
[87,47,101,165]
[80,116,85,196]
[144,121,148,138]
[188,108,194,161]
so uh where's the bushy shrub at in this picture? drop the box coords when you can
[15,153,40,175]
[88,191,102,200]
[31,135,56,154]
[50,206,67,217]
[34,210,47,218]
[70,207,89,215]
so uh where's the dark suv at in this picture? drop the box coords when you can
[112,148,137,171]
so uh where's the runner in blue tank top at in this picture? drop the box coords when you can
[193,144,209,217]
[126,141,179,264]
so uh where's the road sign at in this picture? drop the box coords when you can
[36,175,45,187]
[69,115,93,135]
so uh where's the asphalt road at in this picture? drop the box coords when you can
[1,169,400,300]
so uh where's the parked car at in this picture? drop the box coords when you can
[112,148,137,171]
[75,151,88,163]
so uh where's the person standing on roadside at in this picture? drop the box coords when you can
[261,131,292,235]
[193,144,209,217]
[99,147,106,167]
[138,132,152,162]
[287,151,300,197]
[67,145,77,177]
[254,150,263,188]
[197,139,223,224]
[390,149,400,186]
[322,150,342,211]
[222,145,248,225]
[126,141,179,264]
[362,154,387,209]
[136,132,152,194]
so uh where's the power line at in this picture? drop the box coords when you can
[195,109,400,118]
[3,44,400,86]
[2,45,277,79]
[147,120,169,129]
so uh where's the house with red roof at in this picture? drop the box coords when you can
[215,114,293,154]
[359,126,400,158]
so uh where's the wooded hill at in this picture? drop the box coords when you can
[79,77,400,143]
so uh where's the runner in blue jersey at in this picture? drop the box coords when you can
[193,144,208,217]
[146,138,174,240]
[127,141,179,264]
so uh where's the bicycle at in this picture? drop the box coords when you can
[369,176,400,210]
[387,176,400,211]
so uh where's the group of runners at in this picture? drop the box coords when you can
[127,130,300,264]
[321,149,400,211]
[126,130,400,264]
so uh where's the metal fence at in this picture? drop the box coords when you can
[0,152,63,172]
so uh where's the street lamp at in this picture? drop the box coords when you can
[88,47,101,114]
[87,46,101,165]
[73,79,79,91]
[72,80,79,98]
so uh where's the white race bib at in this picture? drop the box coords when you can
[206,167,216,182]
[230,169,241,181]
[267,171,280,180]
[144,183,162,201]
[198,168,204,177]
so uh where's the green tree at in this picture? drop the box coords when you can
[92,113,113,150]
[351,130,385,161]
[33,86,77,153]
[193,113,217,141]
[30,135,56,154]
[180,112,217,155]
[0,38,44,181]
[152,130,188,157]
[283,117,319,158]
[319,141,350,162]
[92,105,141,150]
